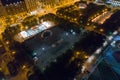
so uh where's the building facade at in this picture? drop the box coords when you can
[38,0,70,8]
[24,0,38,12]
[0,0,7,17]
[5,1,27,15]
[0,0,38,17]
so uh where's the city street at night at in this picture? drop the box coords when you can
[0,0,120,80]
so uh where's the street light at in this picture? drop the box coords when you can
[42,47,45,51]
[5,41,9,45]
[65,32,69,36]
[100,28,104,32]
[75,51,80,55]
[11,51,16,55]
[22,65,26,70]
[84,55,88,59]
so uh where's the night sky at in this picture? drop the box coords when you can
[1,0,24,6]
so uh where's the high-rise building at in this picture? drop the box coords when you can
[0,0,38,17]
[0,0,7,17]
[42,0,60,7]
[5,1,27,15]
[1,0,24,6]
[24,0,38,12]
[39,0,70,8]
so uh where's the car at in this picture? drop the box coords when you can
[7,61,18,76]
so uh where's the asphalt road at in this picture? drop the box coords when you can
[104,35,120,75]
